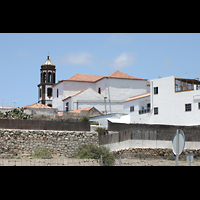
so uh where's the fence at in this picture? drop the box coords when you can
[0,119,90,131]
[98,121,200,145]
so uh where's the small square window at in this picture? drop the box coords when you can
[154,107,158,115]
[185,103,191,112]
[154,87,158,94]
[130,106,134,112]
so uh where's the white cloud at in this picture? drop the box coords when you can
[57,52,93,66]
[111,52,136,69]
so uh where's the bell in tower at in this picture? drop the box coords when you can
[37,56,56,107]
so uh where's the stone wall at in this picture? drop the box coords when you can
[0,129,99,157]
[112,147,200,160]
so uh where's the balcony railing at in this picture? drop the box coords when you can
[139,108,150,115]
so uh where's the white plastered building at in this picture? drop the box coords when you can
[110,75,200,126]
[52,70,150,114]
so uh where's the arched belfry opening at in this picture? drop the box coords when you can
[37,56,56,106]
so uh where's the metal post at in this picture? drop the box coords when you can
[176,155,179,166]
[100,155,103,166]
[189,156,191,166]
[176,130,179,166]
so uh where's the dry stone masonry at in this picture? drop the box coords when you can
[0,129,99,157]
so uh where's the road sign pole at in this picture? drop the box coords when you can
[176,130,179,166]
[176,154,179,166]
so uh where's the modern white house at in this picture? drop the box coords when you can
[148,76,200,125]
[108,75,200,126]
[52,70,150,113]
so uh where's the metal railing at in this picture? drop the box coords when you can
[139,108,150,115]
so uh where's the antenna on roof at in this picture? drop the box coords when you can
[47,52,50,60]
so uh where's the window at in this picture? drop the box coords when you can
[43,72,46,83]
[154,87,158,94]
[47,88,52,97]
[65,102,69,112]
[57,89,59,98]
[175,78,195,92]
[47,104,52,107]
[130,106,134,112]
[198,102,200,109]
[48,72,52,83]
[39,88,42,98]
[154,107,158,115]
[98,88,101,94]
[185,103,192,112]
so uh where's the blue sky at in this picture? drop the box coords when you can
[1,33,200,108]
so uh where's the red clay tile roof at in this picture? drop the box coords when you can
[107,70,144,80]
[66,74,104,82]
[124,93,151,102]
[23,103,54,109]
[67,107,94,113]
[53,70,148,87]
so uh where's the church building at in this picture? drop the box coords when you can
[37,56,150,114]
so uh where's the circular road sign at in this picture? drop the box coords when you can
[172,129,185,155]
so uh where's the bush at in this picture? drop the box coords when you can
[95,127,106,135]
[81,116,89,122]
[74,144,115,166]
[90,121,99,125]
[0,107,32,120]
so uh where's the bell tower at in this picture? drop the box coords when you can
[37,56,56,107]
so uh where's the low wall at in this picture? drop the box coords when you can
[0,129,99,157]
[104,139,200,151]
[106,122,200,143]
[0,119,90,131]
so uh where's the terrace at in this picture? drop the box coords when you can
[175,78,200,93]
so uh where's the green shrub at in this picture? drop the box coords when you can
[95,127,106,135]
[90,121,100,125]
[0,107,32,120]
[74,144,115,166]
[81,116,89,122]
[32,148,52,158]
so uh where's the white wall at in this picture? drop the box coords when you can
[106,78,147,101]
[149,76,200,125]
[52,82,64,111]
[123,96,150,115]
[103,140,200,151]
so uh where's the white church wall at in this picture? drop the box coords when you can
[106,78,147,101]
[62,81,96,99]
[70,88,104,111]
[52,82,64,111]
[94,78,106,96]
